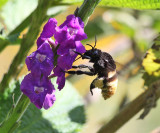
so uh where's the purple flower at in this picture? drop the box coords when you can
[53,66,65,91]
[54,15,87,44]
[20,73,55,109]
[57,41,86,70]
[21,14,88,109]
[37,18,57,48]
[25,42,54,77]
[53,41,86,90]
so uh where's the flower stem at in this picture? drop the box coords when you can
[77,0,101,25]
[0,94,30,133]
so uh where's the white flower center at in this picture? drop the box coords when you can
[67,27,78,36]
[36,53,46,63]
[34,86,44,94]
[69,48,76,56]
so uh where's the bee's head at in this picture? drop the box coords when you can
[74,36,100,62]
[82,45,101,62]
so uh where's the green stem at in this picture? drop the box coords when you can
[0,0,52,93]
[77,0,101,25]
[8,10,35,36]
[0,94,30,133]
[8,6,62,36]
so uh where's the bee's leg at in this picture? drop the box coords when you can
[67,70,95,76]
[103,78,107,88]
[72,65,94,72]
[73,51,91,59]
[72,64,90,69]
[90,80,96,95]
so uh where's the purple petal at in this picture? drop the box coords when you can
[57,53,77,70]
[54,26,69,44]
[41,18,57,38]
[25,42,54,76]
[53,65,66,91]
[57,40,75,55]
[57,75,65,90]
[75,41,86,53]
[55,15,87,44]
[75,28,87,41]
[53,65,65,77]
[43,91,56,109]
[59,15,75,28]
[20,73,55,109]
[78,17,84,28]
[37,18,57,47]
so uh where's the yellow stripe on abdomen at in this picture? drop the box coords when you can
[101,78,118,100]
[92,70,118,100]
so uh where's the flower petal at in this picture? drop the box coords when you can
[43,91,56,109]
[25,42,54,76]
[37,18,57,47]
[57,54,77,70]
[20,73,55,109]
[75,41,86,53]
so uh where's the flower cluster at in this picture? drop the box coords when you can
[20,15,87,109]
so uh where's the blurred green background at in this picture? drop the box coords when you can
[0,0,160,133]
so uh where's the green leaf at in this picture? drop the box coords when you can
[0,0,9,9]
[41,80,86,133]
[142,35,160,86]
[142,72,160,86]
[99,0,160,10]
[0,79,86,133]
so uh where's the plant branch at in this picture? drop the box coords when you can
[97,80,160,133]
[0,6,62,52]
[8,6,62,36]
[0,0,52,92]
[0,94,30,133]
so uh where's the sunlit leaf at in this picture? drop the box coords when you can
[142,35,160,86]
[99,0,160,10]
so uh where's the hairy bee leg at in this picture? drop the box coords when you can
[67,70,95,76]
[72,65,94,72]
[103,78,107,88]
[73,51,91,59]
[72,64,90,69]
[90,82,95,95]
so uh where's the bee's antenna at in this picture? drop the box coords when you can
[86,44,94,49]
[94,35,97,48]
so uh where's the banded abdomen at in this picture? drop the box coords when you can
[92,70,118,100]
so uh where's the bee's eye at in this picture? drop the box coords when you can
[93,50,98,56]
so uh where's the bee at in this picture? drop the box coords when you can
[67,37,118,100]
